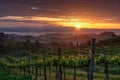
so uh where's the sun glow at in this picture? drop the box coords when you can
[54,21,92,29]
[75,24,81,29]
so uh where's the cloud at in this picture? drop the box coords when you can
[0,16,80,22]
[0,21,46,27]
[0,0,120,18]
[0,16,80,27]
[31,7,39,10]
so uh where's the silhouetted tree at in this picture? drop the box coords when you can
[31,40,42,53]
[23,39,32,55]
[0,32,5,55]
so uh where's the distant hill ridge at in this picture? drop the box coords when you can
[0,26,120,35]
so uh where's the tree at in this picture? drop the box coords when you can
[0,32,5,55]
[31,40,42,53]
[23,39,32,55]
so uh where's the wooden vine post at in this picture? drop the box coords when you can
[104,50,109,80]
[48,63,51,78]
[23,58,26,75]
[58,48,62,80]
[35,57,38,80]
[56,64,58,80]
[15,57,17,76]
[19,59,22,80]
[89,38,96,80]
[63,66,66,80]
[73,66,76,80]
[43,50,47,80]
[39,65,42,77]
[28,57,31,80]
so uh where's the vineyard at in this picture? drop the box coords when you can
[1,0,120,79]
[0,39,120,80]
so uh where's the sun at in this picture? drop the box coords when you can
[75,24,81,29]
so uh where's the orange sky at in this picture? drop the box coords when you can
[0,16,120,29]
[0,0,120,29]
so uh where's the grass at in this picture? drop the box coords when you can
[25,66,120,80]
[0,66,30,80]
[0,66,10,80]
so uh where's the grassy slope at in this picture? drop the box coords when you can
[0,66,10,80]
[96,36,120,55]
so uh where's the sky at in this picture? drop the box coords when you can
[0,0,120,29]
